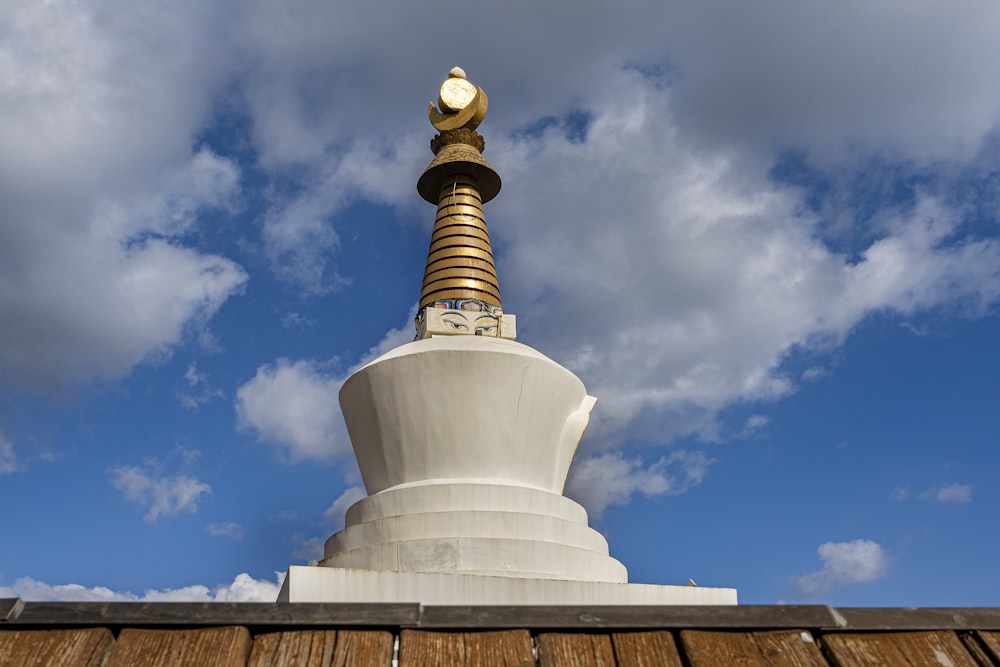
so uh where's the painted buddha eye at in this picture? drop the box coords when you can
[445,320,468,330]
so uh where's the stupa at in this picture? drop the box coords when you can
[278,68,736,604]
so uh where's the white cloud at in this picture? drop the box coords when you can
[207,522,244,540]
[262,199,344,295]
[660,2,1000,163]
[258,134,426,293]
[177,363,226,410]
[209,572,285,602]
[292,536,324,562]
[893,482,973,504]
[1,145,247,392]
[235,359,349,462]
[0,434,18,475]
[323,485,366,528]
[801,367,828,381]
[565,450,713,520]
[5,0,1000,430]
[199,6,1000,454]
[792,539,888,595]
[0,572,284,602]
[235,316,414,464]
[280,312,317,330]
[225,1,1000,167]
[492,71,1000,448]
[920,483,973,504]
[736,415,769,439]
[1,1,248,392]
[108,459,212,523]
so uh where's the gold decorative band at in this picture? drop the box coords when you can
[436,195,483,209]
[436,210,486,226]
[424,256,498,276]
[429,226,492,246]
[423,266,498,284]
[425,246,496,265]
[421,283,501,304]
[421,275,501,293]
[432,223,489,241]
[428,235,493,255]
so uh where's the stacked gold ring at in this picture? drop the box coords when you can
[419,174,502,311]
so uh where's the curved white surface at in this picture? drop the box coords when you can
[340,336,595,495]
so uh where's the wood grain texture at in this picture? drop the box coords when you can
[958,631,998,665]
[462,631,534,666]
[0,628,112,667]
[610,631,684,667]
[822,631,978,667]
[398,630,533,666]
[681,630,828,667]
[399,628,464,666]
[105,626,251,667]
[249,630,337,667]
[973,630,1000,663]
[330,630,394,666]
[537,633,616,667]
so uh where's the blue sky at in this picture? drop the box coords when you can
[2,1,999,604]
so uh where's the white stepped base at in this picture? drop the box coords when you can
[323,482,627,583]
[327,510,610,554]
[345,482,589,525]
[322,536,628,582]
[278,566,738,605]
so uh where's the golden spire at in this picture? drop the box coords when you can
[417,67,503,316]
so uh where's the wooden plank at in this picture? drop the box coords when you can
[7,601,1000,632]
[398,629,533,666]
[536,633,616,667]
[0,599,23,622]
[830,608,1000,631]
[959,631,999,665]
[8,602,420,628]
[330,630,395,666]
[976,631,1000,661]
[399,629,464,666]
[248,629,337,666]
[680,630,828,666]
[105,626,251,667]
[462,630,534,666]
[416,605,838,629]
[611,631,684,667]
[822,631,979,667]
[0,628,112,667]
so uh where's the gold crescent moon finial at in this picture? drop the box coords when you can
[428,67,488,131]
